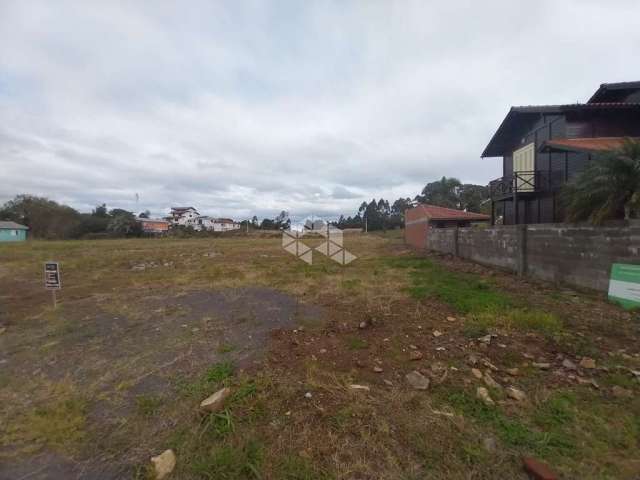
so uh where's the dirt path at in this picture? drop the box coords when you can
[0,287,324,480]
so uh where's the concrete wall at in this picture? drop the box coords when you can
[426,223,640,292]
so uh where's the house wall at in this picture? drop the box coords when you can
[404,208,429,249]
[426,223,640,292]
[0,228,27,242]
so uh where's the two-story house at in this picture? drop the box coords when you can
[170,207,200,227]
[482,81,640,225]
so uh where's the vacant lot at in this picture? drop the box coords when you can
[1,232,639,479]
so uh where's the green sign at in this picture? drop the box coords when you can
[609,263,640,310]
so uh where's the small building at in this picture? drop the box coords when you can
[404,204,489,249]
[212,218,240,232]
[138,218,170,234]
[0,221,29,242]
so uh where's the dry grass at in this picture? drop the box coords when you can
[1,231,639,479]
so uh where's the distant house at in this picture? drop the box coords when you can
[169,207,240,232]
[482,80,640,225]
[195,216,215,231]
[0,221,29,242]
[404,204,489,249]
[138,218,170,234]
[170,207,200,228]
[212,218,240,232]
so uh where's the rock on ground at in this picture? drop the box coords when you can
[476,387,494,406]
[483,372,501,389]
[506,386,526,401]
[579,357,596,369]
[406,371,430,390]
[151,449,176,480]
[200,387,232,413]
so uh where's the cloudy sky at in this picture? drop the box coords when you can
[1,1,639,221]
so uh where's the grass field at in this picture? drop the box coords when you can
[1,232,639,479]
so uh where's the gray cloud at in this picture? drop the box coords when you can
[1,1,640,220]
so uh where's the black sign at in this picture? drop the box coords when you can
[44,262,61,290]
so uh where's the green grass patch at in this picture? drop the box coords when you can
[346,337,368,350]
[206,361,235,383]
[388,256,563,335]
[191,439,263,479]
[387,257,511,313]
[177,361,235,397]
[438,388,575,458]
[9,387,87,453]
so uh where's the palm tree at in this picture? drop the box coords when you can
[564,138,640,224]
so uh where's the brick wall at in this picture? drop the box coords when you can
[426,223,640,292]
[405,208,429,249]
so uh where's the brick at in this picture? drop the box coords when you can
[522,456,558,480]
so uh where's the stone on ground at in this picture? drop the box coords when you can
[471,368,483,379]
[406,370,430,390]
[506,386,526,401]
[200,387,232,413]
[151,449,176,480]
[522,456,558,480]
[562,358,577,370]
[579,357,596,369]
[476,386,494,406]
[483,372,501,389]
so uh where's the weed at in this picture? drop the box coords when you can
[177,361,235,397]
[135,394,164,417]
[202,410,235,439]
[191,440,263,479]
[206,361,235,384]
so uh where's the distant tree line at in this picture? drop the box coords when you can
[0,195,143,239]
[0,177,492,238]
[333,177,490,232]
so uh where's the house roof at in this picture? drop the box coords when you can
[215,218,236,224]
[171,207,197,212]
[0,221,29,230]
[588,81,640,103]
[481,102,640,158]
[413,204,490,222]
[138,218,170,224]
[539,137,638,154]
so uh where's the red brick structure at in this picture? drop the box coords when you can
[404,204,490,249]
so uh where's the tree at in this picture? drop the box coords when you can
[0,194,81,239]
[564,139,640,224]
[92,204,108,217]
[251,215,258,226]
[107,210,142,236]
[458,184,490,214]
[274,210,290,230]
[415,176,462,208]
[138,210,150,219]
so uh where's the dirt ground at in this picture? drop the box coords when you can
[0,232,638,479]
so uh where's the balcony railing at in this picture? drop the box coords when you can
[489,170,565,200]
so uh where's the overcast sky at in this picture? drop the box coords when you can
[1,1,640,221]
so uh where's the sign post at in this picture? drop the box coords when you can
[44,262,61,308]
[608,263,640,310]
